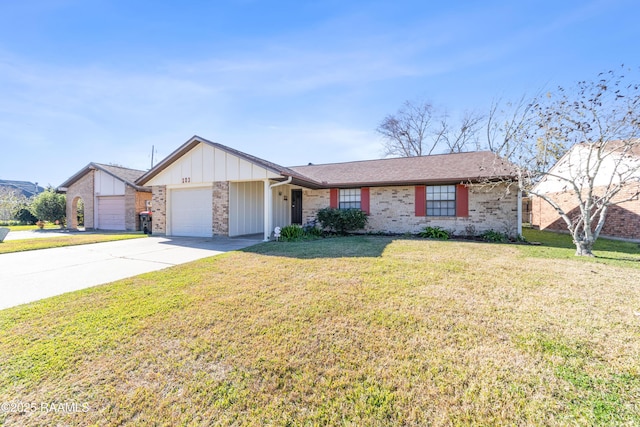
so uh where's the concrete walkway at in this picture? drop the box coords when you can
[0,235,261,310]
[3,229,71,241]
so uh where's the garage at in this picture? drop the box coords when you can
[170,187,213,237]
[96,196,126,230]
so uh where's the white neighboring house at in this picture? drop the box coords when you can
[531,142,640,241]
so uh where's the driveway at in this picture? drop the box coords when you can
[0,235,262,311]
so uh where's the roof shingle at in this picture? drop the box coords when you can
[289,151,516,187]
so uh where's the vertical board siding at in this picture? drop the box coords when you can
[202,144,215,181]
[191,144,204,183]
[96,170,125,196]
[229,182,264,236]
[213,147,227,181]
[272,186,291,229]
[147,142,281,186]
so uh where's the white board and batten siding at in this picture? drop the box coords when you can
[147,142,282,186]
[146,142,284,238]
[229,182,264,237]
[94,170,127,230]
[95,170,126,196]
[271,186,291,230]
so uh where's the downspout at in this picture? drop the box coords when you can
[264,176,293,241]
[517,189,523,238]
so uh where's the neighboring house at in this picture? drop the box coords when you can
[136,135,519,240]
[531,142,640,241]
[0,179,45,198]
[58,163,152,231]
[0,180,44,220]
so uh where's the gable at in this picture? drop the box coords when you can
[95,169,126,196]
[145,142,283,186]
[59,163,148,192]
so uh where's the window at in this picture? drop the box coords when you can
[426,185,456,216]
[339,188,361,209]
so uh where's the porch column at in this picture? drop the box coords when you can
[517,189,523,237]
[263,179,271,241]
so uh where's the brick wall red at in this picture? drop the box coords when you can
[532,182,640,240]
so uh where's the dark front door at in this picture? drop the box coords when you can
[291,189,303,225]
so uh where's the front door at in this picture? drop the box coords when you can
[291,189,303,225]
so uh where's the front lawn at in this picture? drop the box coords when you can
[0,235,639,425]
[0,233,147,254]
[522,228,640,267]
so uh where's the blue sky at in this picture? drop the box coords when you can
[0,0,637,187]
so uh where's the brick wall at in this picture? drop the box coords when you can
[151,185,167,235]
[124,187,138,231]
[65,170,95,229]
[136,191,152,214]
[302,183,519,237]
[127,190,152,231]
[213,181,229,235]
[532,182,640,240]
[302,188,330,225]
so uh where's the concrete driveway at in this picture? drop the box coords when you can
[0,235,262,311]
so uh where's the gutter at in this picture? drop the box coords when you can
[264,176,293,241]
[269,176,293,190]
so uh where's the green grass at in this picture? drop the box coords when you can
[0,233,147,254]
[521,228,640,268]
[0,235,639,425]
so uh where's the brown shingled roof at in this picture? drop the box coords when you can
[289,151,516,187]
[58,163,149,192]
[134,135,516,188]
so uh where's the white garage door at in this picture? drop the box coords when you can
[170,188,213,237]
[97,196,126,230]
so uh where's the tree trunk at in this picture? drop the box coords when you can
[574,240,595,257]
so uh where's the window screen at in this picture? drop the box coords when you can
[339,188,361,209]
[426,185,456,216]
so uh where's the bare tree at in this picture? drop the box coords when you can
[442,110,484,153]
[377,99,483,157]
[488,67,640,256]
[0,187,27,221]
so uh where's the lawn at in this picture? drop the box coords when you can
[521,228,640,267]
[0,234,639,425]
[0,233,147,254]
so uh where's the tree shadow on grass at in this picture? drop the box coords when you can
[523,228,640,263]
[240,235,393,259]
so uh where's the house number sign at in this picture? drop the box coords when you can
[182,177,191,183]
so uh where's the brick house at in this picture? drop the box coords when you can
[136,135,520,240]
[58,163,152,231]
[531,142,640,241]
